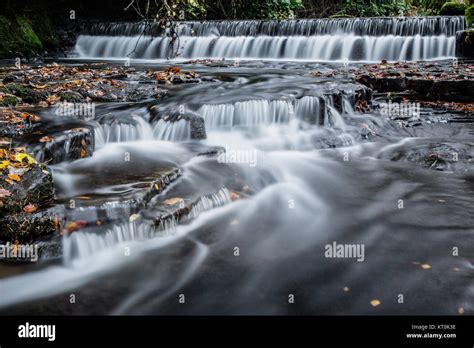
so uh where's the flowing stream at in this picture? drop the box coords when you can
[0,17,473,315]
[75,16,464,61]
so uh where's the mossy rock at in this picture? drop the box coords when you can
[59,91,85,103]
[440,2,466,15]
[0,15,57,58]
[1,84,48,104]
[16,17,43,52]
[466,5,474,29]
[0,95,19,107]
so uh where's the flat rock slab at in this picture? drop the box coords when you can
[354,61,474,103]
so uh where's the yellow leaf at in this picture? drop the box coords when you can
[13,153,36,165]
[129,214,139,222]
[421,263,431,270]
[163,197,184,206]
[370,299,381,307]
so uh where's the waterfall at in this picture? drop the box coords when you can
[85,17,464,37]
[62,188,232,262]
[75,16,464,61]
[95,115,154,147]
[153,119,192,141]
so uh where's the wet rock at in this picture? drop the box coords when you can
[0,165,55,216]
[353,61,474,102]
[142,188,232,229]
[0,109,41,138]
[30,127,94,164]
[455,31,474,58]
[2,74,19,83]
[0,209,58,243]
[189,114,207,140]
[0,84,48,105]
[0,156,57,244]
[59,91,85,103]
[406,79,474,103]
[356,75,407,92]
[383,141,474,172]
[149,107,207,140]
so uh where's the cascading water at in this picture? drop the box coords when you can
[153,118,192,141]
[95,115,154,147]
[2,10,473,316]
[75,16,464,61]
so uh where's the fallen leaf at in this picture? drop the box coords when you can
[80,139,87,158]
[370,299,381,307]
[421,263,431,270]
[53,214,60,230]
[0,188,11,198]
[0,160,9,169]
[7,173,21,182]
[163,197,184,206]
[129,213,139,222]
[61,220,87,234]
[23,204,37,213]
[230,191,240,201]
[39,136,54,143]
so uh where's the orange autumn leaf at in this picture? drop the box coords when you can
[7,173,21,182]
[230,191,240,201]
[23,204,37,213]
[39,136,54,143]
[80,139,87,158]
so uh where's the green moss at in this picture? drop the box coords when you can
[0,14,58,58]
[16,17,43,52]
[467,5,474,29]
[440,2,467,15]
[0,95,19,107]
[2,84,47,104]
[31,15,58,50]
[0,16,18,57]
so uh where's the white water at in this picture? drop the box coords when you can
[61,188,232,262]
[153,119,191,141]
[95,115,154,147]
[74,16,464,62]
[76,34,456,61]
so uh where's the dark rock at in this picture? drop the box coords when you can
[407,79,474,102]
[2,74,19,83]
[59,91,85,103]
[0,209,58,243]
[0,84,48,104]
[356,75,407,92]
[0,166,55,216]
[189,114,207,140]
[455,30,474,58]
[149,106,207,140]
[30,127,94,164]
